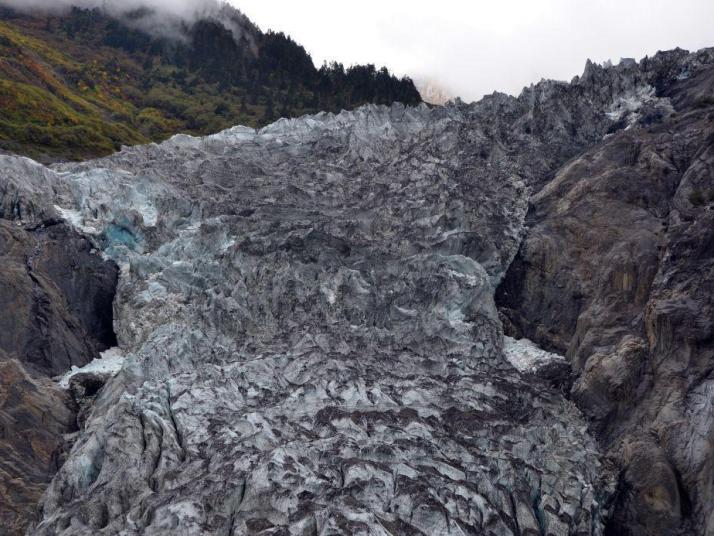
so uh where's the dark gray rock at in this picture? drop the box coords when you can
[68,372,112,429]
[0,219,118,378]
[0,356,77,536]
[0,216,117,535]
[498,59,714,535]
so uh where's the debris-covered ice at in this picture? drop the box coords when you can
[25,47,714,535]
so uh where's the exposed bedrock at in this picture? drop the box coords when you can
[0,356,77,536]
[497,61,714,535]
[0,219,118,377]
[0,215,118,532]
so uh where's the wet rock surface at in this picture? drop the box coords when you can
[0,219,118,377]
[0,183,118,533]
[0,356,76,536]
[0,47,711,536]
[0,166,118,534]
[498,58,714,535]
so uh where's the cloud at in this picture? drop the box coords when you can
[0,0,257,44]
[0,0,220,19]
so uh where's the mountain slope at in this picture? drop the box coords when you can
[1,36,713,535]
[0,4,420,162]
[1,46,709,535]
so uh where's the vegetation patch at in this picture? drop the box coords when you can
[0,8,421,162]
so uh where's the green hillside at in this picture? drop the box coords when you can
[0,6,421,162]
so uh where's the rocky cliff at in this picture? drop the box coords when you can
[0,357,76,535]
[414,77,455,105]
[498,50,714,535]
[0,46,712,536]
[0,207,118,532]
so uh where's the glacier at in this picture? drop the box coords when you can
[26,102,612,535]
[1,47,712,535]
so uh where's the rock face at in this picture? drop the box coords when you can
[413,77,456,105]
[0,219,118,377]
[0,46,711,536]
[0,170,119,533]
[497,54,714,534]
[0,356,76,536]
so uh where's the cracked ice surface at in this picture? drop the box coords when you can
[18,102,623,535]
[604,85,674,127]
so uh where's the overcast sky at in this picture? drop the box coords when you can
[235,0,714,102]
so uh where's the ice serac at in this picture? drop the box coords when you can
[2,46,708,535]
